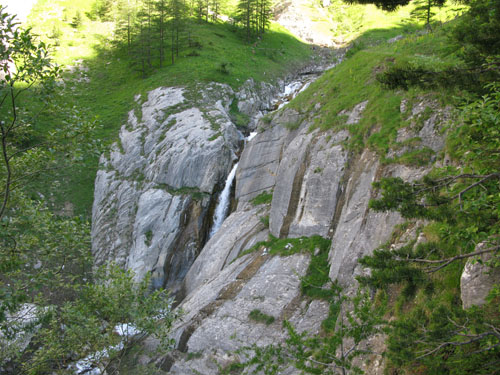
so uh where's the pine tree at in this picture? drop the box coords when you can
[410,0,444,30]
[237,0,256,42]
[130,0,155,77]
[169,0,188,64]
[116,0,137,50]
[154,0,169,67]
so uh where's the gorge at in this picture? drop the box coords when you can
[2,0,500,374]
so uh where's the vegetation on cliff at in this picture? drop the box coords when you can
[1,0,499,373]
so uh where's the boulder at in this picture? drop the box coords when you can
[461,241,500,309]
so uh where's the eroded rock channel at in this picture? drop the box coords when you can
[91,49,450,373]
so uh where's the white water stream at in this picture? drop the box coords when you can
[209,162,239,238]
[208,131,258,238]
[207,66,334,238]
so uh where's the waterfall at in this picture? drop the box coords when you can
[209,162,239,238]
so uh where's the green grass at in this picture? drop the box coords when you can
[23,2,313,216]
[248,309,275,325]
[239,234,331,259]
[287,18,464,155]
[250,190,273,206]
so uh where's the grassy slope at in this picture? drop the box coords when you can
[289,13,463,156]
[25,0,313,216]
[23,0,464,216]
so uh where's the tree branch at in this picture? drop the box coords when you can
[396,244,499,272]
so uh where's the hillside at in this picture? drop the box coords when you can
[1,0,499,374]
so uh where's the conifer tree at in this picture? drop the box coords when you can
[169,0,188,64]
[131,0,155,77]
[154,0,169,67]
[410,0,444,30]
[237,0,256,41]
[116,0,137,50]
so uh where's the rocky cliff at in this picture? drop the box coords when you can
[91,81,278,294]
[91,50,453,372]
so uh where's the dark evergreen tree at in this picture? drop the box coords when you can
[154,0,169,67]
[116,0,137,50]
[236,0,257,41]
[130,0,155,77]
[410,0,443,30]
[169,0,188,64]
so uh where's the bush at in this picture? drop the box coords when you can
[248,309,275,325]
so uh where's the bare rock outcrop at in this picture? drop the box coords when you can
[461,241,500,309]
[92,65,451,374]
[92,82,273,292]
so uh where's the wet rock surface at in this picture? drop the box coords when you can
[92,56,449,374]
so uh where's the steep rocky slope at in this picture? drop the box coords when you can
[147,97,448,374]
[91,45,453,373]
[92,80,280,294]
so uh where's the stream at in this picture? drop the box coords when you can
[208,59,337,237]
[74,54,337,375]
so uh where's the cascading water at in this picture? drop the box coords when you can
[209,162,239,238]
[207,59,338,238]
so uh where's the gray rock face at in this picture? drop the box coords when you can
[339,100,368,125]
[93,84,253,290]
[235,123,287,207]
[92,78,286,291]
[182,206,269,297]
[328,150,404,289]
[166,252,327,375]
[274,0,340,46]
[270,126,349,238]
[388,99,450,160]
[461,241,500,309]
[236,79,279,129]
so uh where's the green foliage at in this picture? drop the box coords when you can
[259,214,269,227]
[145,229,154,246]
[376,61,480,90]
[0,9,177,373]
[248,309,275,325]
[27,265,179,374]
[360,84,500,373]
[70,11,84,29]
[250,190,273,206]
[409,0,444,29]
[300,241,336,299]
[229,98,250,128]
[234,0,272,42]
[452,0,500,66]
[0,7,98,327]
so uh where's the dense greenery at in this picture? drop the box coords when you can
[24,0,312,216]
[235,0,272,41]
[358,84,500,374]
[0,7,178,374]
[349,0,500,372]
